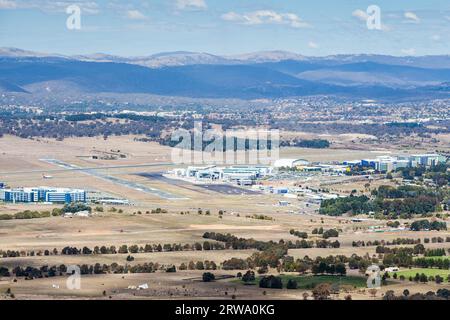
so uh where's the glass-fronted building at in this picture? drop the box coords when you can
[0,187,86,203]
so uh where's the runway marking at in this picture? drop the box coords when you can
[39,159,188,200]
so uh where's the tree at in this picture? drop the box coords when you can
[195,261,205,270]
[0,267,10,277]
[257,265,268,274]
[82,247,92,255]
[419,273,428,283]
[179,263,187,270]
[413,244,425,254]
[286,279,298,289]
[312,283,331,300]
[203,241,211,251]
[166,265,176,273]
[335,263,346,276]
[93,263,103,274]
[437,288,450,299]
[322,229,339,239]
[118,245,128,254]
[242,270,255,283]
[259,276,283,289]
[296,262,309,274]
[202,272,215,282]
[383,290,396,300]
[128,245,139,254]
[435,275,444,284]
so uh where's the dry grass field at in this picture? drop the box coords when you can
[0,134,449,300]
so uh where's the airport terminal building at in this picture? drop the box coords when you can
[172,165,272,186]
[0,187,86,203]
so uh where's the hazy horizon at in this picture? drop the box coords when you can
[0,0,449,57]
[2,46,450,59]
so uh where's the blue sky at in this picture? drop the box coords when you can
[0,0,449,56]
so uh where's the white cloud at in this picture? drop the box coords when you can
[0,0,16,9]
[0,0,99,14]
[352,9,369,21]
[176,0,206,10]
[126,10,147,20]
[404,11,420,23]
[431,34,441,41]
[221,12,240,21]
[221,10,310,28]
[308,41,318,49]
[401,48,416,56]
[352,8,390,31]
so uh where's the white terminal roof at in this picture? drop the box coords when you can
[273,158,309,168]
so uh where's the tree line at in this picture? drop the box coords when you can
[0,241,228,258]
[319,185,445,218]
[383,289,450,300]
[352,238,423,247]
[202,232,340,251]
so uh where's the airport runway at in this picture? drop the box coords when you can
[39,159,188,200]
[0,162,175,175]
[196,184,260,195]
[137,172,202,193]
[138,172,261,195]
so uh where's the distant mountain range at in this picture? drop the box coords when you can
[0,47,449,100]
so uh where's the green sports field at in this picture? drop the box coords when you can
[391,268,450,278]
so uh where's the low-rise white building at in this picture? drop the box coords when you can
[273,158,309,168]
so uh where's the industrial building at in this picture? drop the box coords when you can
[351,153,446,173]
[273,158,309,169]
[0,187,86,203]
[410,154,447,167]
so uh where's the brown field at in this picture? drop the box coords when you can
[0,134,449,300]
[2,270,448,300]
